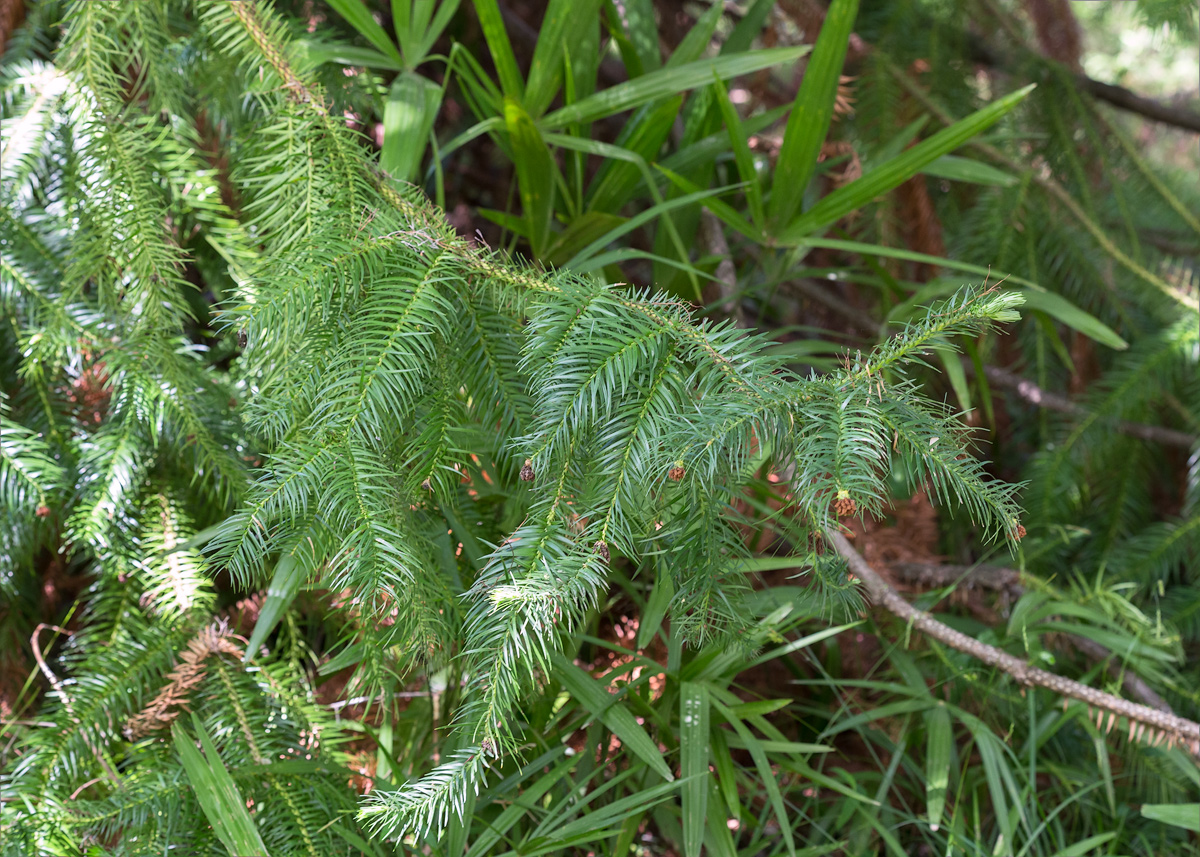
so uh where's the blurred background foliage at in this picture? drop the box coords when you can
[1,0,1198,855]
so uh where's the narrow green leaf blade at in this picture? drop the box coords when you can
[613,0,661,73]
[723,0,773,55]
[680,681,710,857]
[1017,287,1128,350]
[173,714,269,857]
[1141,803,1200,832]
[542,211,626,266]
[921,154,1017,187]
[505,97,557,256]
[1056,833,1119,856]
[473,0,525,100]
[703,781,740,857]
[713,700,796,857]
[551,652,673,781]
[935,345,971,412]
[324,0,405,68]
[391,0,412,59]
[782,84,1036,240]
[564,185,725,270]
[466,755,574,857]
[381,72,443,182]
[549,779,681,842]
[794,237,1039,286]
[666,2,724,68]
[525,0,603,117]
[637,568,674,649]
[767,0,859,229]
[244,558,299,660]
[415,0,463,65]
[960,718,1017,856]
[712,73,764,226]
[298,39,403,71]
[923,703,952,832]
[541,46,809,131]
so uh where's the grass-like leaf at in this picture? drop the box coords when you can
[173,713,270,857]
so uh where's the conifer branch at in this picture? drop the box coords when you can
[9,3,1190,850]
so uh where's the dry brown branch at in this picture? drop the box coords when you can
[891,561,1174,713]
[31,624,120,784]
[976,364,1197,449]
[700,210,745,327]
[827,530,1200,758]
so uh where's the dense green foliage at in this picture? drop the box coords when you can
[1,1,1198,855]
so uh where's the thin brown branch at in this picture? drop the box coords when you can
[31,624,120,784]
[891,561,1175,714]
[977,364,1197,448]
[1078,76,1200,135]
[68,776,106,801]
[226,0,324,113]
[968,0,1200,133]
[700,210,746,327]
[886,59,1200,312]
[827,530,1200,758]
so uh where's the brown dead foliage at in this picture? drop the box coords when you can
[123,623,243,740]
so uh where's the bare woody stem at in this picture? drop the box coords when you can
[890,560,1174,713]
[31,624,121,785]
[973,364,1198,449]
[826,529,1200,759]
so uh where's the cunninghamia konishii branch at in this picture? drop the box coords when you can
[212,0,1197,840]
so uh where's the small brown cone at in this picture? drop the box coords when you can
[833,490,856,517]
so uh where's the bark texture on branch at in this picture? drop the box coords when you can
[965,23,1200,134]
[977,364,1198,449]
[827,530,1200,759]
[1078,76,1200,134]
[891,561,1174,714]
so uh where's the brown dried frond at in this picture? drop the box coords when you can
[834,75,856,118]
[123,624,244,740]
[225,592,265,637]
[818,141,861,187]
